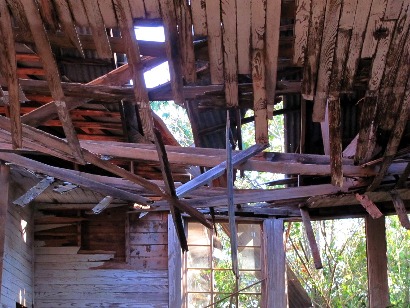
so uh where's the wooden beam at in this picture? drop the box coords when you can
[18,0,84,164]
[0,152,149,204]
[251,0,268,144]
[176,144,267,198]
[366,215,390,308]
[168,214,182,308]
[13,176,55,207]
[300,207,323,269]
[0,163,9,294]
[91,196,113,214]
[154,128,187,251]
[205,0,223,84]
[0,0,21,149]
[113,0,155,141]
[293,0,312,66]
[328,97,343,186]
[390,190,410,230]
[355,193,383,219]
[263,219,288,308]
[82,0,112,58]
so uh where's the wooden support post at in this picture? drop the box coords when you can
[300,207,323,269]
[13,176,55,207]
[263,219,288,308]
[0,163,10,293]
[328,97,343,187]
[365,215,390,308]
[168,214,182,308]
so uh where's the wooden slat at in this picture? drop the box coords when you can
[222,0,238,108]
[205,0,223,84]
[301,0,327,100]
[384,0,404,20]
[176,144,267,198]
[390,190,410,229]
[128,0,145,18]
[343,0,373,90]
[191,0,207,36]
[91,196,114,214]
[144,0,161,18]
[361,0,388,59]
[82,0,113,59]
[312,0,342,122]
[293,0,312,66]
[13,176,55,207]
[0,152,149,204]
[159,0,185,105]
[113,0,155,141]
[54,0,84,57]
[251,0,268,144]
[265,0,281,117]
[328,97,343,186]
[0,164,10,293]
[300,207,323,269]
[366,216,390,308]
[237,0,251,74]
[176,0,197,84]
[97,0,118,28]
[355,193,383,219]
[0,0,21,149]
[37,0,58,32]
[263,219,287,308]
[18,0,85,164]
[67,0,89,26]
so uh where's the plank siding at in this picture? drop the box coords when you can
[1,173,35,308]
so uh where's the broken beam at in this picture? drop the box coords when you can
[13,176,55,207]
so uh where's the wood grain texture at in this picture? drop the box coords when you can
[159,0,185,105]
[168,215,182,307]
[13,176,54,207]
[293,0,312,66]
[191,0,207,36]
[328,97,343,187]
[312,0,342,122]
[0,0,21,149]
[301,0,327,100]
[97,0,118,28]
[82,0,113,59]
[366,216,390,308]
[355,193,383,218]
[205,0,224,84]
[144,0,161,18]
[390,190,410,229]
[128,0,145,18]
[237,0,251,74]
[251,0,268,144]
[67,0,88,26]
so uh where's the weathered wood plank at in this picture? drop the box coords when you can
[343,0,373,90]
[390,190,410,230]
[54,0,84,57]
[221,0,238,108]
[293,0,312,66]
[97,0,118,28]
[263,219,287,308]
[361,0,388,59]
[366,216,390,308]
[128,0,145,18]
[0,164,10,293]
[67,0,89,26]
[113,0,155,141]
[144,0,161,18]
[205,0,223,84]
[176,144,267,198]
[265,0,281,117]
[13,176,54,207]
[300,207,322,269]
[355,193,383,219]
[0,0,21,149]
[251,0,268,144]
[384,0,404,20]
[328,97,343,186]
[159,0,185,106]
[191,0,207,36]
[237,0,251,74]
[82,0,113,59]
[91,196,114,214]
[301,0,327,100]
[312,0,342,122]
[168,215,182,307]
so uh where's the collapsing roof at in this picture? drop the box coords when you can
[0,0,408,247]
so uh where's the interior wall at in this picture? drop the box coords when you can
[1,184,35,307]
[34,210,169,307]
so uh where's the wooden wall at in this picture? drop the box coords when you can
[34,210,170,307]
[1,180,35,307]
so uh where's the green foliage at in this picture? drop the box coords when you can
[150,101,194,146]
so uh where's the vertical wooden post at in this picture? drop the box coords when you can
[263,218,288,308]
[366,215,390,308]
[168,215,182,307]
[0,163,10,293]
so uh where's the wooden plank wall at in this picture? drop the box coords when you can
[1,178,34,307]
